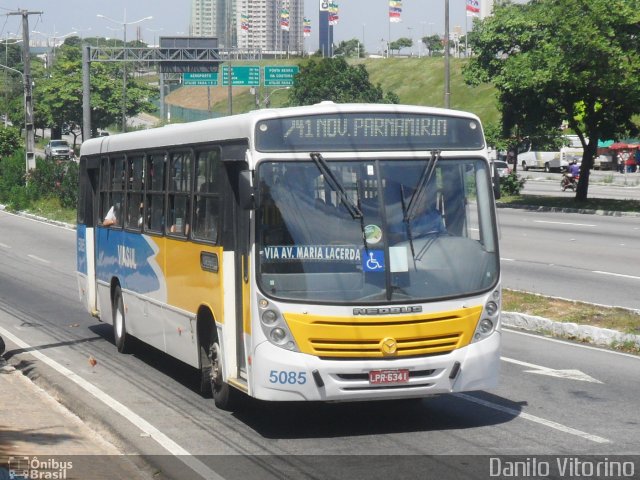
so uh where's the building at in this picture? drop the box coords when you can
[191,0,236,48]
[235,0,304,54]
[480,0,494,19]
[191,0,304,54]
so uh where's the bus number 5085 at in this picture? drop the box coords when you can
[269,370,307,385]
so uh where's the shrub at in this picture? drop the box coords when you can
[28,158,66,200]
[59,162,79,209]
[500,172,527,196]
[0,149,26,203]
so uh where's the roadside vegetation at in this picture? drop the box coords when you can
[504,290,640,354]
[499,194,640,214]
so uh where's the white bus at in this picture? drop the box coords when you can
[76,102,501,409]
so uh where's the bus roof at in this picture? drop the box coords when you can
[79,102,482,158]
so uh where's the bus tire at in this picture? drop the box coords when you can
[208,341,238,410]
[0,335,5,356]
[522,161,528,171]
[112,285,132,354]
[544,162,550,173]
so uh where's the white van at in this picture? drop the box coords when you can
[519,135,584,172]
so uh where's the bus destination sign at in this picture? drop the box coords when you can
[255,113,484,152]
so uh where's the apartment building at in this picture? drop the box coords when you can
[191,0,236,48]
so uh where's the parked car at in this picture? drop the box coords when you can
[44,139,72,161]
[494,160,511,177]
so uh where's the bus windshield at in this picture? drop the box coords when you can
[256,157,499,304]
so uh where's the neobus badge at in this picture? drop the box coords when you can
[353,306,422,315]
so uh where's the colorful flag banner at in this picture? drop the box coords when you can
[466,0,480,16]
[389,0,402,23]
[240,13,250,32]
[280,1,290,31]
[303,17,312,37]
[328,2,339,26]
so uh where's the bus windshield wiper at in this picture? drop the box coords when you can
[405,150,441,225]
[310,152,367,254]
[401,150,441,268]
[310,152,363,219]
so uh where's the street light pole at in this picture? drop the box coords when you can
[444,0,451,108]
[97,10,152,133]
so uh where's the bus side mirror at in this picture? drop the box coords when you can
[239,170,255,210]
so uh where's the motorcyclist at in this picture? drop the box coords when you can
[568,159,580,177]
[562,160,580,191]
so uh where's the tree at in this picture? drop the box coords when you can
[464,0,640,200]
[287,57,399,106]
[333,39,365,58]
[34,43,157,143]
[389,37,413,56]
[421,35,443,57]
[0,126,21,160]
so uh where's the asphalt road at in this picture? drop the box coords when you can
[517,171,640,200]
[497,207,640,310]
[1,210,639,480]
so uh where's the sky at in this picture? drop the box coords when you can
[1,0,484,55]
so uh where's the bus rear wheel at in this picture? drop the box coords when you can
[112,285,132,353]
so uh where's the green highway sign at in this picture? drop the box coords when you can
[264,66,299,87]
[182,72,218,86]
[221,65,261,86]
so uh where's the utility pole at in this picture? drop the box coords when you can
[7,9,41,172]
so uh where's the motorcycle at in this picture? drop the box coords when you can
[561,173,579,191]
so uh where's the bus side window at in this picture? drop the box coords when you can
[125,155,144,230]
[193,148,221,243]
[168,151,193,237]
[145,152,166,234]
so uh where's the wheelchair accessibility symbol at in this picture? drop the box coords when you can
[363,250,385,272]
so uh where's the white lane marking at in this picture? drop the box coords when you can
[534,220,596,227]
[0,325,225,480]
[454,393,610,444]
[0,242,10,249]
[500,258,515,262]
[504,328,640,361]
[27,254,51,264]
[501,357,602,383]
[593,270,640,281]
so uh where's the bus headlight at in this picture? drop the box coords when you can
[472,290,500,343]
[258,296,299,352]
[270,328,287,343]
[262,310,278,325]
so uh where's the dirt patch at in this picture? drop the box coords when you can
[166,86,250,110]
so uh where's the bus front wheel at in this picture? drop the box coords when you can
[112,285,132,353]
[208,341,238,410]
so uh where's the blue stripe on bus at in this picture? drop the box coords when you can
[96,228,161,294]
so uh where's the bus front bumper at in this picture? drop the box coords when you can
[250,331,500,402]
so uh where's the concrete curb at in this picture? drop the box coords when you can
[0,204,75,230]
[502,312,640,349]
[496,202,640,217]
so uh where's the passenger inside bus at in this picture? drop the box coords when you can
[103,204,118,226]
[385,180,446,243]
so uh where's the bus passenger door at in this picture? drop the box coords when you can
[77,157,100,317]
[221,145,250,383]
